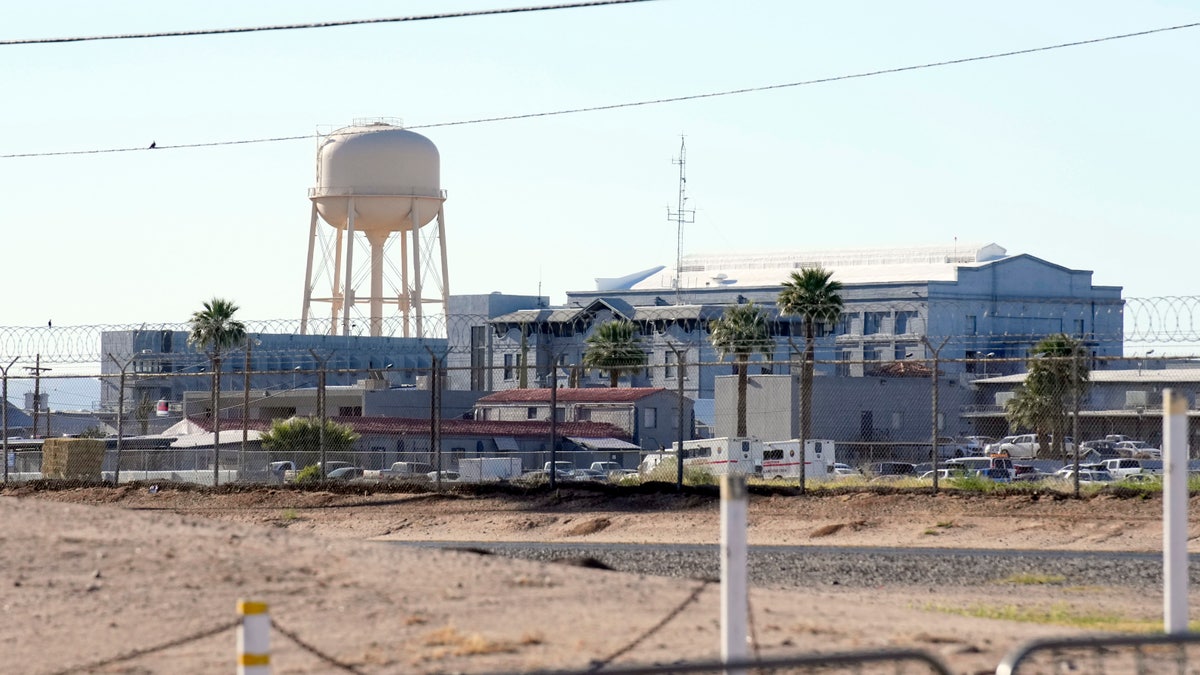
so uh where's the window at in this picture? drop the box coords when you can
[864,312,887,335]
[644,407,657,429]
[894,311,918,335]
[1074,319,1085,336]
[863,346,880,362]
[526,406,538,420]
[966,315,977,335]
[836,349,852,377]
[503,354,514,380]
[894,343,917,361]
[338,406,362,416]
[554,406,565,422]
[964,350,977,374]
[665,351,676,378]
[838,313,857,335]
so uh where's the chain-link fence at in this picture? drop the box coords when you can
[1,300,1197,491]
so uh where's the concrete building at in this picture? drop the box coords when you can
[100,329,448,418]
[473,387,694,451]
[456,244,1124,400]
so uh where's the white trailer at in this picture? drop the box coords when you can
[458,457,524,482]
[668,437,759,476]
[760,439,835,480]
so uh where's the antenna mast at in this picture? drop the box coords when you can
[667,136,695,305]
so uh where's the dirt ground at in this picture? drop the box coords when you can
[0,482,1193,674]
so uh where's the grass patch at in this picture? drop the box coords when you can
[935,520,956,528]
[422,625,518,656]
[927,602,1197,632]
[999,573,1067,585]
[280,508,299,522]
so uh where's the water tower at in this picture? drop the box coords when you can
[300,119,449,337]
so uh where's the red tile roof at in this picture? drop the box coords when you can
[476,387,667,404]
[186,416,631,441]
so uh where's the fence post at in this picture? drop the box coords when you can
[1163,388,1189,634]
[237,600,270,674]
[720,474,748,674]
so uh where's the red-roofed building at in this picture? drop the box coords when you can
[474,387,693,450]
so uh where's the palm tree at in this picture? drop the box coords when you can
[1006,334,1089,459]
[583,320,647,387]
[777,268,844,442]
[708,302,772,437]
[187,298,246,486]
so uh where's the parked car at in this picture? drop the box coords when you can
[425,470,460,483]
[566,468,606,483]
[1053,468,1114,485]
[919,468,970,481]
[326,466,364,481]
[975,467,1012,483]
[984,436,1018,455]
[959,436,995,456]
[1000,434,1075,459]
[864,462,916,478]
[830,463,860,479]
[1121,472,1161,484]
[1115,441,1161,459]
[1101,458,1147,480]
[1073,440,1117,457]
[1011,464,1042,481]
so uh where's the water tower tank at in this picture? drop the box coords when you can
[311,122,442,234]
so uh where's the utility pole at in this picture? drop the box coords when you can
[2,357,17,483]
[308,349,333,479]
[242,337,261,481]
[667,136,695,306]
[921,335,951,493]
[667,342,688,491]
[24,354,50,438]
[425,347,443,490]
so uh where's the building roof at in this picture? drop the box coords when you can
[977,369,1200,385]
[476,387,670,404]
[629,242,1009,290]
[179,416,631,441]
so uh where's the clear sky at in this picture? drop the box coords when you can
[2,0,1198,330]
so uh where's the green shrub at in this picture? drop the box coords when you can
[294,464,322,484]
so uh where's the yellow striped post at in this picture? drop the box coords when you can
[237,600,270,674]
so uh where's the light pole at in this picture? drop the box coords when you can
[241,337,262,481]
[982,352,995,378]
[921,335,950,493]
[1,357,17,483]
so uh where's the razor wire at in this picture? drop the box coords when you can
[0,295,1176,365]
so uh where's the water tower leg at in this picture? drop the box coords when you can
[367,232,386,338]
[341,198,358,337]
[437,205,450,315]
[400,212,411,339]
[410,198,424,337]
[331,227,345,335]
[300,203,320,335]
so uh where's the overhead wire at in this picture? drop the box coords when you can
[2,20,1197,159]
[0,0,658,46]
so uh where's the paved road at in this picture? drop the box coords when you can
[391,541,1196,588]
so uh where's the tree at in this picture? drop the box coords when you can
[260,416,360,470]
[708,302,772,437]
[583,320,647,387]
[777,267,844,442]
[1004,334,1089,459]
[187,298,247,485]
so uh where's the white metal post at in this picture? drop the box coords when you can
[237,600,270,674]
[721,474,748,674]
[1163,388,1189,634]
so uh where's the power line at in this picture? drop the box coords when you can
[0,0,658,46]
[3,20,1198,159]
